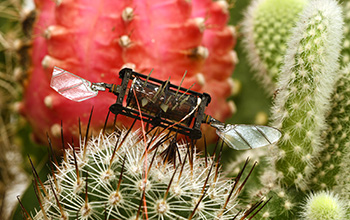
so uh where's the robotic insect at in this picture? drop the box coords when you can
[50,67,281,150]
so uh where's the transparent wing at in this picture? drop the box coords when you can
[50,67,98,102]
[216,124,282,150]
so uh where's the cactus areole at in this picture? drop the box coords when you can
[21,0,239,147]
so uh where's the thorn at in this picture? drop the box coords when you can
[84,172,89,204]
[49,180,66,219]
[147,130,172,153]
[232,210,242,220]
[27,155,48,197]
[143,128,159,153]
[136,191,146,220]
[17,196,32,220]
[201,154,216,194]
[203,134,208,168]
[46,132,59,170]
[164,166,178,200]
[109,119,137,169]
[32,179,48,220]
[188,187,209,220]
[83,106,94,160]
[239,198,265,219]
[47,150,59,191]
[113,114,118,131]
[237,161,257,195]
[116,155,127,192]
[147,145,159,175]
[177,149,188,185]
[186,140,193,177]
[103,110,111,135]
[78,117,82,142]
[61,121,66,162]
[248,197,272,220]
[71,139,80,184]
[219,158,251,218]
[214,139,225,182]
[160,135,178,168]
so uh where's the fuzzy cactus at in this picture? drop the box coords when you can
[19,0,237,148]
[241,0,307,94]
[329,67,350,210]
[300,191,347,220]
[310,65,350,190]
[269,0,343,190]
[25,126,266,220]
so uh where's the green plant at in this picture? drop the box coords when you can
[241,0,307,94]
[300,191,347,220]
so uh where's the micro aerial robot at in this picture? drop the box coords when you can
[50,67,281,150]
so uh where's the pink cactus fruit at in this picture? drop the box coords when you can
[20,0,237,148]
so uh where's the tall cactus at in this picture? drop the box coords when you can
[241,0,307,94]
[270,0,343,190]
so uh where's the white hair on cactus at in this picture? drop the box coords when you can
[300,191,347,220]
[270,0,344,190]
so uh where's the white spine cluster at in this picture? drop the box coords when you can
[31,128,258,220]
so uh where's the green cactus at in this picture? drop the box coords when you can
[310,65,350,190]
[28,127,265,220]
[241,0,307,94]
[330,70,350,212]
[300,191,347,220]
[238,0,346,218]
[270,0,343,190]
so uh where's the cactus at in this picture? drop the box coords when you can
[300,191,347,220]
[26,126,266,220]
[241,0,307,94]
[269,0,343,190]
[239,0,346,218]
[310,65,350,190]
[330,67,350,211]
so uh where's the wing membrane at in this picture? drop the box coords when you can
[50,67,98,102]
[216,124,281,150]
